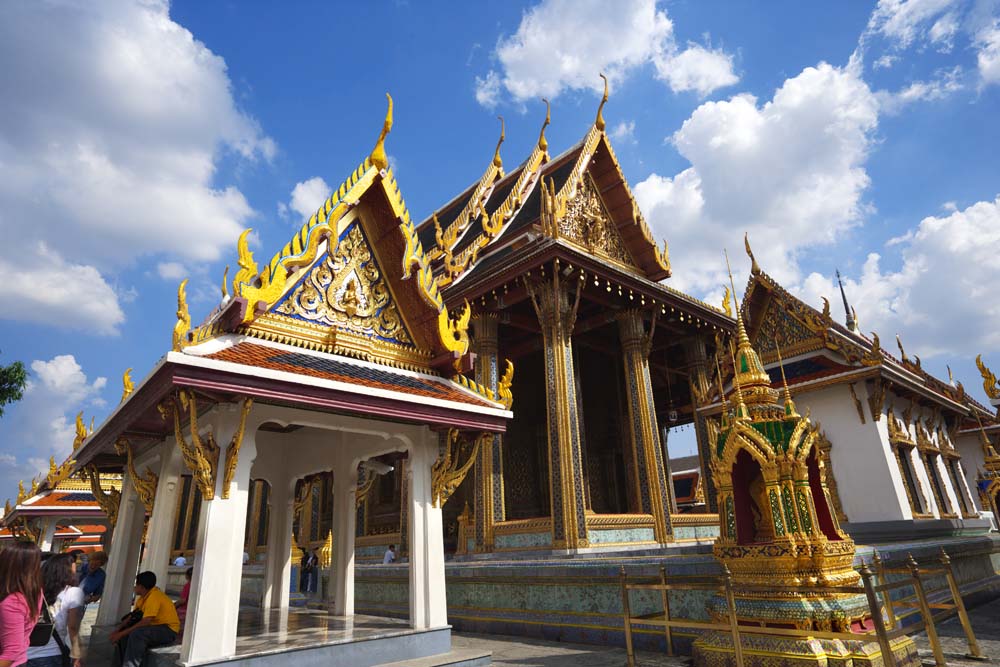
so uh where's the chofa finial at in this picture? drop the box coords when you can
[744,233,760,274]
[537,98,551,152]
[370,92,394,171]
[493,116,505,169]
[595,73,609,131]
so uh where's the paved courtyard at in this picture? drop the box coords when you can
[79,596,1000,666]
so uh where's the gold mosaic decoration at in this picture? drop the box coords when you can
[275,222,414,346]
[557,174,636,268]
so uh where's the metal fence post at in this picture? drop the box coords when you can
[861,561,898,667]
[939,548,985,660]
[873,551,897,629]
[722,564,745,667]
[908,554,946,667]
[620,566,635,667]
[659,565,674,656]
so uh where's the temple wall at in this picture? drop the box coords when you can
[795,384,910,523]
[955,431,987,509]
[351,535,1000,653]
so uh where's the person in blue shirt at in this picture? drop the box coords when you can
[80,551,107,603]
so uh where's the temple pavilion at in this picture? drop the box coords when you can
[63,96,511,666]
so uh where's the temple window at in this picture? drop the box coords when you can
[945,459,970,515]
[923,453,954,516]
[894,446,926,515]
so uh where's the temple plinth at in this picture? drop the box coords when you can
[693,311,918,667]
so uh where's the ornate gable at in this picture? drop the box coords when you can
[748,292,825,361]
[273,219,414,347]
[557,173,637,269]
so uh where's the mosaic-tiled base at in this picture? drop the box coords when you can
[693,630,919,667]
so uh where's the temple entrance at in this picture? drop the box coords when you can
[807,450,841,541]
[731,449,765,545]
[503,347,551,520]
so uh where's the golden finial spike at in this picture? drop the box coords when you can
[774,338,798,418]
[493,116,505,169]
[729,341,748,420]
[538,98,551,152]
[221,265,230,299]
[173,278,190,352]
[744,233,760,274]
[121,368,134,403]
[595,73,609,131]
[370,92,394,171]
[715,355,729,425]
[724,248,749,348]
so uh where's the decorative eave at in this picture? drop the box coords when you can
[424,117,507,263]
[178,95,474,373]
[741,249,973,415]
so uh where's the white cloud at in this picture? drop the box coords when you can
[876,65,964,113]
[635,62,878,295]
[610,120,637,143]
[0,243,125,335]
[476,0,736,106]
[0,354,108,495]
[929,12,960,49]
[798,196,1000,362]
[866,0,960,50]
[157,261,188,281]
[284,177,332,223]
[976,24,1000,85]
[0,1,271,332]
[475,71,503,109]
[655,44,739,97]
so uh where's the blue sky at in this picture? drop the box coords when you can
[1,0,998,500]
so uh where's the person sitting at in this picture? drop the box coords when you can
[171,554,186,568]
[80,551,107,605]
[382,544,396,564]
[109,571,179,667]
[174,568,192,641]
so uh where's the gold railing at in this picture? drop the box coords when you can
[619,547,986,667]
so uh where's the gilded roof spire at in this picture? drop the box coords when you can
[744,233,760,274]
[725,248,776,407]
[836,269,856,331]
[537,98,551,153]
[715,355,730,427]
[774,338,798,419]
[370,93,393,172]
[973,409,1000,461]
[595,73,609,131]
[493,116,505,169]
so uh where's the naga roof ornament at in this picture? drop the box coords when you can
[976,354,1000,400]
[594,73,608,131]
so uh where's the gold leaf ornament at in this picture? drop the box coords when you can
[976,354,1000,400]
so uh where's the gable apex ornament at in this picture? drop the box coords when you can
[370,92,393,172]
[537,98,551,153]
[595,73,609,131]
[976,354,1000,400]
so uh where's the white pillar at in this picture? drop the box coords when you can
[181,407,258,664]
[331,461,357,616]
[96,474,146,625]
[140,440,183,586]
[407,431,447,630]
[262,478,293,611]
[38,517,58,552]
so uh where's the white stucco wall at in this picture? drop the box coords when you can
[796,382,909,523]
[955,432,986,512]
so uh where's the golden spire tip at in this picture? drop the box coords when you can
[370,92,394,171]
[493,115,505,169]
[595,73,609,131]
[538,98,551,152]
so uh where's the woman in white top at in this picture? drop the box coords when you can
[26,554,84,667]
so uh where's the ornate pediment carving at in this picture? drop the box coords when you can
[275,221,414,347]
[559,175,636,268]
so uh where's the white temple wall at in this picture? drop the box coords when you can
[955,432,986,512]
[795,383,910,522]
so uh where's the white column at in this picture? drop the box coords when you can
[262,478,293,611]
[140,440,183,586]
[181,407,258,664]
[96,474,146,625]
[37,517,58,552]
[407,430,447,630]
[331,461,357,616]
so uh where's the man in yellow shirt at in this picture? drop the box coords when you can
[109,571,180,667]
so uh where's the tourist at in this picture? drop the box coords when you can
[26,554,84,667]
[171,554,186,568]
[300,550,318,594]
[79,552,107,605]
[382,544,396,564]
[0,541,43,667]
[109,571,179,667]
[174,568,192,642]
[242,551,250,565]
